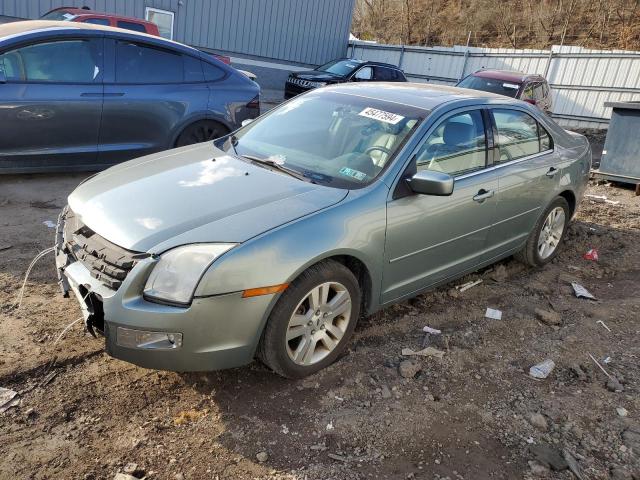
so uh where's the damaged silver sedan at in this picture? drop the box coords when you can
[55,83,591,378]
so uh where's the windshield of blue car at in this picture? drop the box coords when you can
[226,91,425,189]
[457,75,521,98]
[317,59,365,77]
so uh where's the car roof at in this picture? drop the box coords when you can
[0,20,191,52]
[321,82,518,111]
[332,58,401,70]
[472,69,544,83]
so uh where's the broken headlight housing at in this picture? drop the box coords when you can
[143,243,236,306]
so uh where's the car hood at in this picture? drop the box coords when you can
[68,143,348,253]
[291,70,342,82]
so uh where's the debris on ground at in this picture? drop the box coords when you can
[173,409,208,426]
[256,451,269,463]
[583,248,599,261]
[528,413,548,431]
[0,387,19,413]
[484,307,502,320]
[398,359,422,378]
[42,220,56,228]
[457,279,483,292]
[529,359,555,379]
[616,407,629,417]
[401,346,445,359]
[585,194,621,206]
[571,282,597,300]
[421,325,441,347]
[534,308,562,326]
[596,319,611,332]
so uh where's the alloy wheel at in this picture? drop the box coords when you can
[537,206,566,259]
[285,282,352,366]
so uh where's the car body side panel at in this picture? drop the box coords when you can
[193,185,388,313]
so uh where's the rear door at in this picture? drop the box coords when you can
[98,38,209,165]
[0,36,103,172]
[484,107,559,256]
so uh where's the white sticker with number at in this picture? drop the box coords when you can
[359,107,405,125]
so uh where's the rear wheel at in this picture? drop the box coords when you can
[515,196,570,267]
[175,120,228,147]
[257,260,360,378]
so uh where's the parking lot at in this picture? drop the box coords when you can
[1,168,639,479]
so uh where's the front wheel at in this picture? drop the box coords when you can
[257,260,361,378]
[515,196,570,267]
[175,120,228,147]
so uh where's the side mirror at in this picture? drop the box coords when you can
[407,170,454,196]
[241,118,254,127]
[0,68,6,84]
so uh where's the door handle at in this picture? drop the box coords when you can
[80,92,103,97]
[473,189,494,203]
[103,92,125,97]
[546,167,558,177]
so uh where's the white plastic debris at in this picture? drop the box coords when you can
[596,320,611,332]
[571,282,596,300]
[42,220,56,228]
[458,279,483,292]
[485,307,502,320]
[0,387,19,413]
[529,359,555,379]
[422,326,442,335]
[616,407,628,417]
[401,347,445,359]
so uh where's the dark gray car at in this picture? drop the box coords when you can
[0,21,260,173]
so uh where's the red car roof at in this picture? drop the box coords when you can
[473,69,543,83]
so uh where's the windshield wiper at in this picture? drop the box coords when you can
[241,154,314,183]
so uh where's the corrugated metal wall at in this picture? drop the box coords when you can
[348,42,640,129]
[0,0,354,65]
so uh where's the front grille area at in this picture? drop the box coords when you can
[62,208,148,290]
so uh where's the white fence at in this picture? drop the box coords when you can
[347,41,640,129]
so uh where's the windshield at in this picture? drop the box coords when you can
[317,59,365,77]
[226,91,424,189]
[41,10,76,21]
[457,75,521,98]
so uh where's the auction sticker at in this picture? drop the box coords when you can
[339,167,367,181]
[359,107,404,125]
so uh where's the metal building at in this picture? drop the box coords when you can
[0,0,354,66]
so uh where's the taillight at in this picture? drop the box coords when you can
[213,54,231,65]
[246,95,260,110]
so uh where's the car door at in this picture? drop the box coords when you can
[0,36,103,172]
[484,107,559,256]
[98,38,209,165]
[382,108,500,303]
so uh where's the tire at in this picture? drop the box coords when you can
[175,120,228,147]
[257,260,361,378]
[515,196,570,267]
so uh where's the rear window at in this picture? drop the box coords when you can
[82,18,110,26]
[115,41,183,83]
[458,75,521,98]
[202,61,226,82]
[117,21,148,33]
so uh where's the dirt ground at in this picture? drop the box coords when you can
[1,164,639,479]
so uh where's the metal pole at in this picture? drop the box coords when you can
[399,44,405,69]
[458,31,472,81]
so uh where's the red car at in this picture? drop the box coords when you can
[457,69,553,115]
[41,6,160,36]
[40,7,239,69]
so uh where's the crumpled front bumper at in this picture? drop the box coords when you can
[54,209,277,372]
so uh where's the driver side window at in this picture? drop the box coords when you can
[415,110,487,176]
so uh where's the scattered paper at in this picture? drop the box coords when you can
[422,326,442,335]
[485,307,502,320]
[42,220,56,228]
[572,282,596,300]
[0,387,19,413]
[459,279,483,292]
[401,347,445,359]
[529,359,555,379]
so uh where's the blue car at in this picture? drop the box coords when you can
[0,20,260,173]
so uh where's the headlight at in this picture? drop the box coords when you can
[143,243,236,305]
[310,81,327,88]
